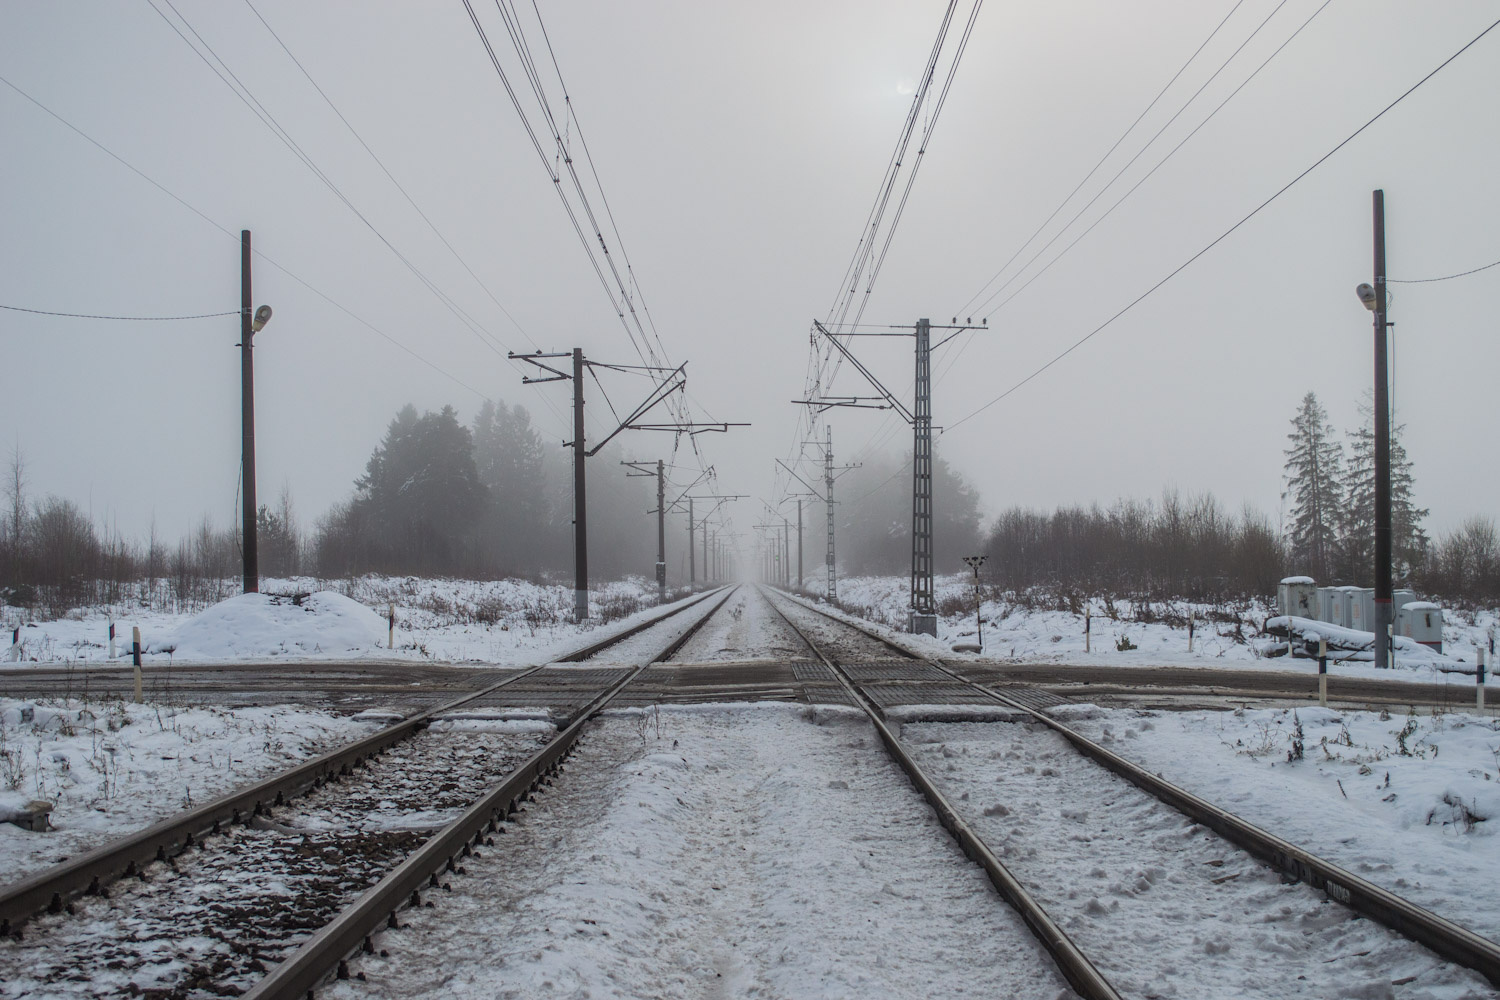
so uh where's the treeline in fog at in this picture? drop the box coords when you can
[799,449,983,579]
[3,392,1499,615]
[0,398,685,616]
[313,399,674,582]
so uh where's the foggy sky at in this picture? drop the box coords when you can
[3,1,1497,563]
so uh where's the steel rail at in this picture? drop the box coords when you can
[0,586,727,935]
[770,586,1500,987]
[758,587,1123,1000]
[241,584,740,1000]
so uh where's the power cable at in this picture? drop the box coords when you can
[147,0,524,366]
[943,14,1500,436]
[934,0,1330,393]
[0,73,491,402]
[1388,258,1500,283]
[956,0,1248,319]
[966,0,1330,323]
[240,0,537,351]
[0,304,236,321]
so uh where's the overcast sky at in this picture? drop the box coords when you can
[3,1,1497,559]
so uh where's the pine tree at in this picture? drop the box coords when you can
[352,404,487,571]
[1340,400,1429,583]
[1282,392,1344,580]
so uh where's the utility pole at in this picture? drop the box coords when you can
[657,458,663,593]
[674,494,744,586]
[571,348,588,620]
[688,498,695,586]
[238,231,272,595]
[511,350,712,622]
[825,427,836,600]
[797,499,803,591]
[911,318,935,635]
[782,519,791,586]
[622,458,669,602]
[1372,191,1393,669]
[800,316,983,631]
[241,230,256,594]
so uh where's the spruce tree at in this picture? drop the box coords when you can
[1282,392,1344,580]
[1340,400,1429,583]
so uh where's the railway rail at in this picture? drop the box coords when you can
[0,586,735,999]
[760,585,1500,998]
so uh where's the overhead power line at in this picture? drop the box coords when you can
[1388,258,1500,283]
[240,0,537,351]
[0,73,491,402]
[146,0,525,365]
[0,304,236,321]
[460,0,723,485]
[786,0,982,505]
[943,14,1500,436]
[929,0,1332,414]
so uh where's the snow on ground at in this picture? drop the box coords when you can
[1052,702,1500,943]
[0,575,686,666]
[0,696,373,882]
[668,587,812,663]
[904,718,1495,999]
[152,591,388,659]
[326,704,1077,1000]
[833,574,1499,686]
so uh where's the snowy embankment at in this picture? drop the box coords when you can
[832,574,1498,686]
[1056,702,1500,944]
[0,574,662,666]
[0,697,372,881]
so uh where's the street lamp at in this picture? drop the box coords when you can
[1356,189,1393,668]
[240,229,273,595]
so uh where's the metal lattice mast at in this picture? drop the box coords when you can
[911,318,935,627]
[825,425,838,601]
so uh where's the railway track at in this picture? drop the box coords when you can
[0,586,736,1000]
[760,585,1500,998]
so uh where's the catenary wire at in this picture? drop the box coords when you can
[955,0,1248,319]
[932,0,1332,396]
[966,0,1300,321]
[942,14,1500,436]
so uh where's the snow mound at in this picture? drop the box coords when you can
[160,592,388,660]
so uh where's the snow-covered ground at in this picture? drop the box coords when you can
[832,574,1499,686]
[904,716,1495,998]
[1052,701,1500,943]
[0,696,373,881]
[326,704,1077,1000]
[0,575,683,667]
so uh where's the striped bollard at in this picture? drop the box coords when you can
[1318,637,1328,708]
[1479,648,1487,714]
[132,626,143,704]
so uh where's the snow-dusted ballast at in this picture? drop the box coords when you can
[768,586,1500,990]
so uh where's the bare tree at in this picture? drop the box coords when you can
[5,444,26,550]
